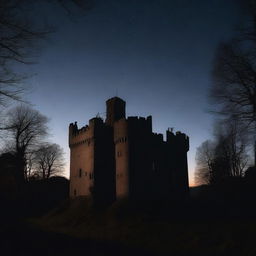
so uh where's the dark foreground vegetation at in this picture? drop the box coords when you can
[1,175,256,255]
[32,179,256,256]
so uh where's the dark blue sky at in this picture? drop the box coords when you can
[23,0,243,185]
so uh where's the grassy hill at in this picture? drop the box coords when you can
[33,194,256,256]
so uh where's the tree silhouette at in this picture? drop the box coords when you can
[210,5,256,166]
[211,42,256,126]
[195,140,215,185]
[34,143,65,179]
[4,105,49,182]
[195,119,250,185]
[0,0,90,106]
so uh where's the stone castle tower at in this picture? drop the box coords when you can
[69,97,189,203]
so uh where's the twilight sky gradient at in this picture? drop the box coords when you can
[21,0,244,186]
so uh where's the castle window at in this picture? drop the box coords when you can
[74,189,77,196]
[117,151,122,157]
[152,162,156,172]
[79,168,82,177]
[89,172,94,179]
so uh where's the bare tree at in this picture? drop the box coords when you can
[34,143,65,179]
[211,42,256,125]
[194,140,215,185]
[195,119,250,185]
[4,104,49,181]
[221,119,249,177]
[0,0,91,106]
[210,7,256,166]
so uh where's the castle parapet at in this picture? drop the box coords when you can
[89,117,104,127]
[69,122,90,137]
[127,115,152,134]
[152,133,164,143]
[69,117,105,148]
[69,122,78,136]
[166,130,189,152]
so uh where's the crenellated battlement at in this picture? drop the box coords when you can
[69,117,105,148]
[69,122,90,137]
[166,130,189,152]
[69,118,104,137]
[69,96,189,201]
[152,133,164,143]
[127,115,152,122]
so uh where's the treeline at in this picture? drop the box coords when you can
[0,1,87,217]
[0,104,69,217]
[0,0,89,183]
[0,105,65,182]
[194,0,256,186]
[194,119,252,185]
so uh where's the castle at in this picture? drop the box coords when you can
[69,97,189,203]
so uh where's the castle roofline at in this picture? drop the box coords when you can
[106,96,125,103]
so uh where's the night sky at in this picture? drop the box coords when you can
[21,0,244,186]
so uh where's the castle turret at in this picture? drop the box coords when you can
[106,97,126,126]
[69,122,78,146]
[166,130,189,198]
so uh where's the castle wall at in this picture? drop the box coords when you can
[69,97,190,203]
[114,116,153,200]
[167,130,189,198]
[93,120,116,204]
[126,116,153,200]
[69,118,116,203]
[150,134,171,199]
[114,118,130,198]
[69,124,95,197]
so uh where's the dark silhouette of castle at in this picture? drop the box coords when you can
[69,97,189,203]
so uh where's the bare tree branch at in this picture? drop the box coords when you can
[34,143,65,179]
[3,104,49,181]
